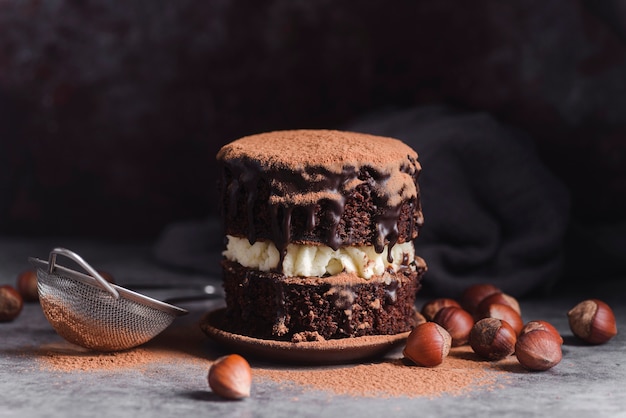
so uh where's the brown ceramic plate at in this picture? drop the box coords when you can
[199,308,410,365]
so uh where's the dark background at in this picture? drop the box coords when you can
[1,0,625,252]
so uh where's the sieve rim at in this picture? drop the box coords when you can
[29,257,188,317]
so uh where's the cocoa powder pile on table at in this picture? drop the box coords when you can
[35,318,211,372]
[36,343,208,372]
[255,346,513,399]
[32,307,512,398]
[36,340,511,398]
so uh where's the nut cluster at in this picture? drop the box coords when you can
[404,283,620,372]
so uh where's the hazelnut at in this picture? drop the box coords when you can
[433,306,474,346]
[469,318,517,360]
[567,299,617,345]
[0,285,24,322]
[477,303,524,335]
[421,298,461,321]
[208,354,252,399]
[520,320,563,345]
[476,292,521,318]
[16,270,39,302]
[459,283,501,315]
[403,322,452,367]
[515,329,562,371]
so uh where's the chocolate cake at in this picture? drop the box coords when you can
[216,129,426,342]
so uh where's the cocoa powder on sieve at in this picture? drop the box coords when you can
[40,297,126,352]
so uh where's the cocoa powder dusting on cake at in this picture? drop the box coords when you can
[217,129,420,208]
[217,129,418,169]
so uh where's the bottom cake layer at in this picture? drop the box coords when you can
[221,258,427,342]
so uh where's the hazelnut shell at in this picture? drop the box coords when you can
[421,298,461,321]
[0,285,24,322]
[520,320,563,345]
[567,299,617,345]
[469,318,517,360]
[208,354,252,399]
[478,303,524,335]
[433,306,474,346]
[403,322,452,367]
[515,329,562,371]
[16,270,39,302]
[460,283,501,315]
[476,292,521,317]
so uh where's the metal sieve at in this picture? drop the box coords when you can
[29,248,188,352]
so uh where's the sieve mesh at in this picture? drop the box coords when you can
[32,248,187,352]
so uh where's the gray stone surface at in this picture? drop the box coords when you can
[1,237,625,418]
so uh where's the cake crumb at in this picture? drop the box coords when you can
[291,331,326,343]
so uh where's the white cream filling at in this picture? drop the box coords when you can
[223,235,415,279]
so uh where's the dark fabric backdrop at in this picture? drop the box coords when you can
[1,0,626,284]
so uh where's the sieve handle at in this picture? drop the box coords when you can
[48,247,120,300]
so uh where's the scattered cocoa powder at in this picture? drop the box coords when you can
[255,346,514,399]
[34,319,210,373]
[35,342,207,372]
[34,341,512,399]
[31,314,513,399]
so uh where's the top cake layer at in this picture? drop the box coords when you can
[218,130,418,200]
[217,129,423,263]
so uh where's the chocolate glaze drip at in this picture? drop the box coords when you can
[304,204,316,232]
[269,204,296,268]
[405,156,419,243]
[219,155,421,272]
[374,204,401,263]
